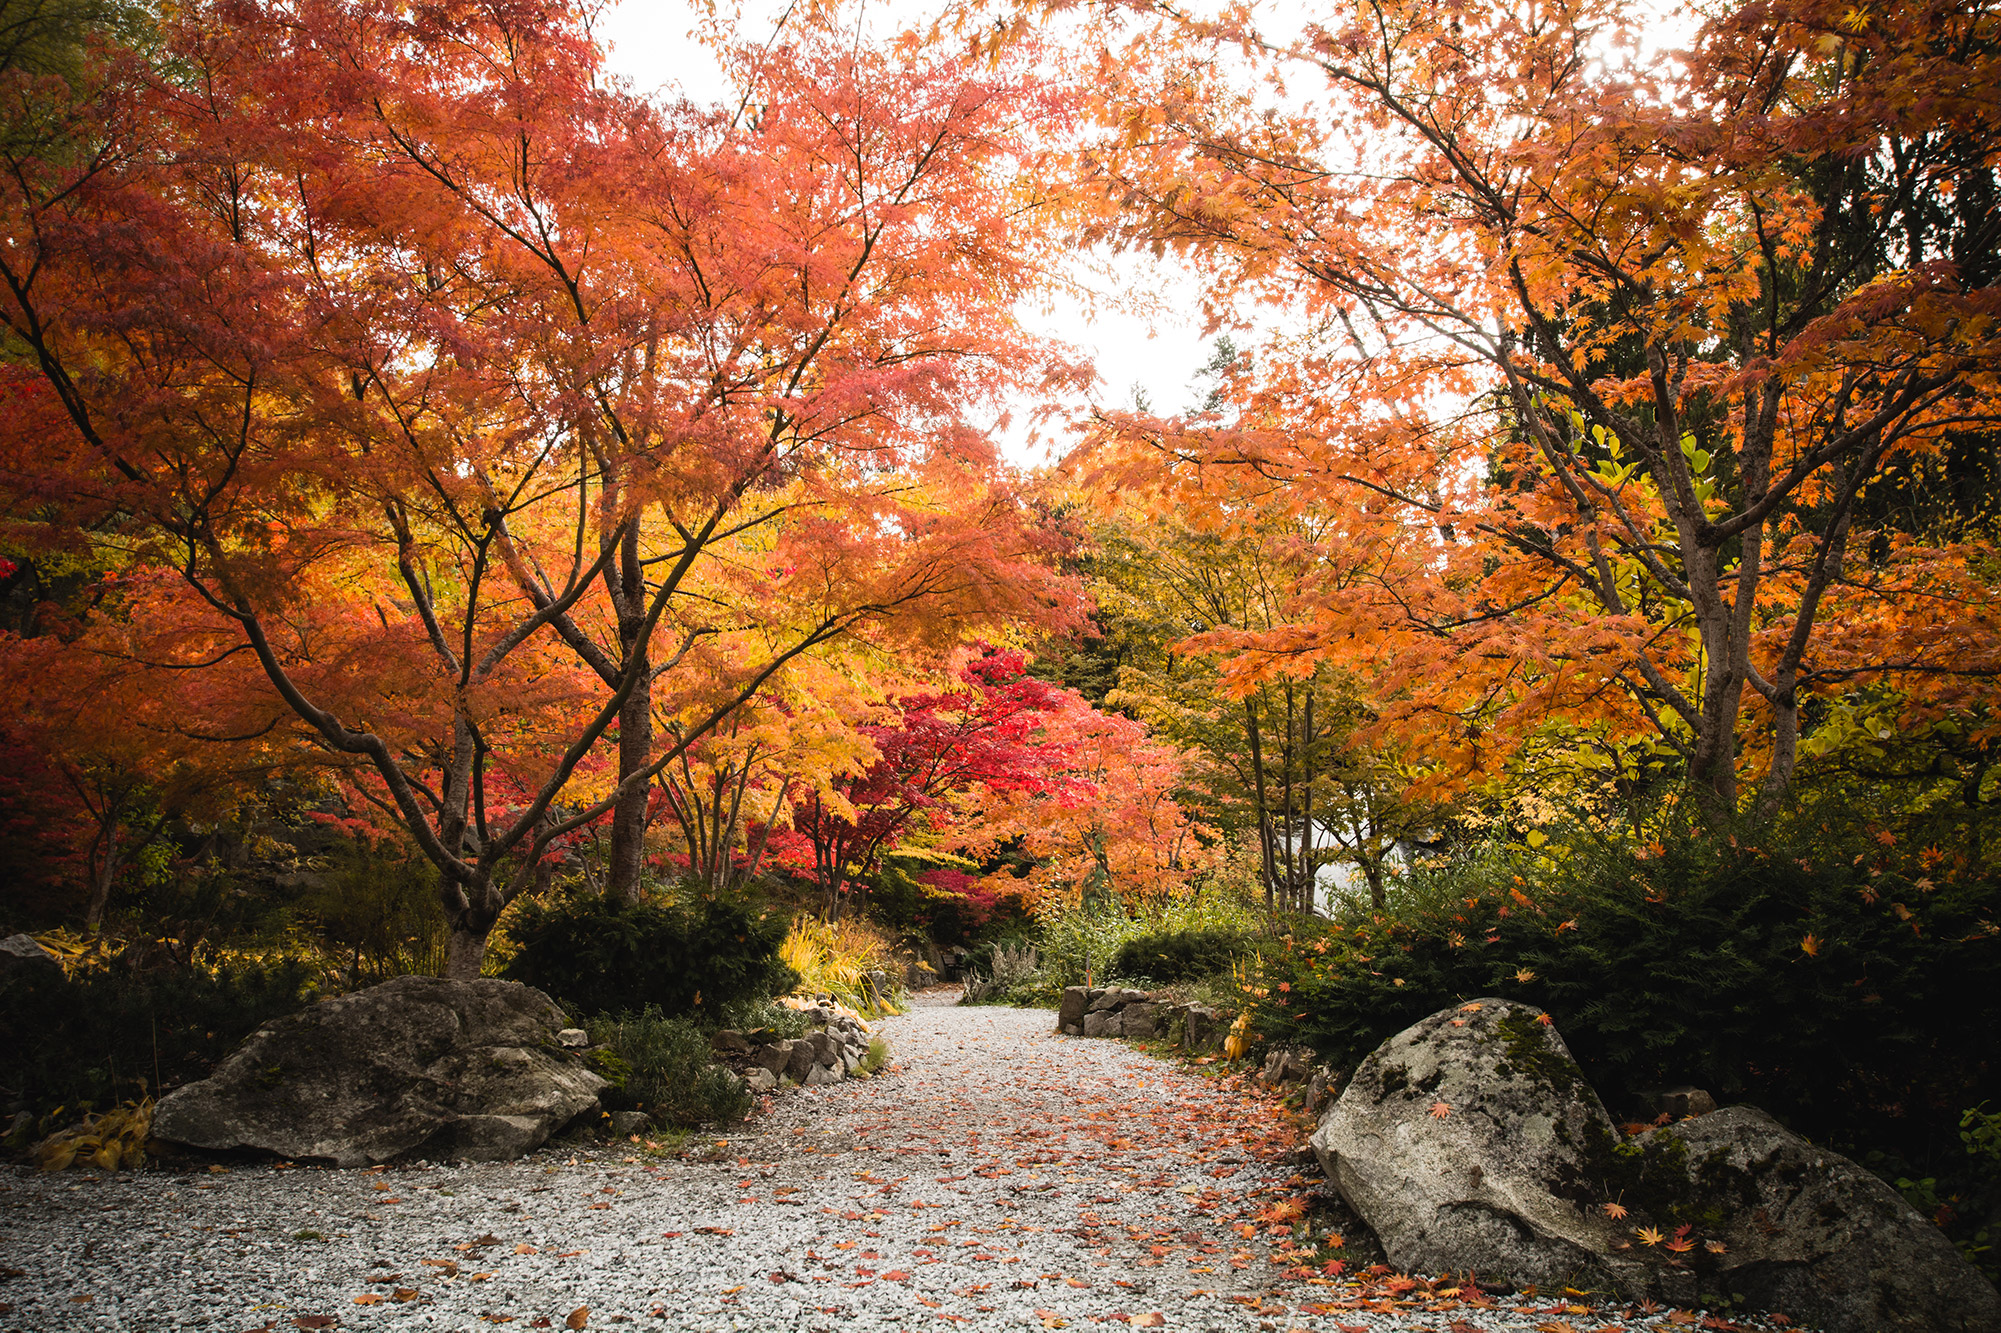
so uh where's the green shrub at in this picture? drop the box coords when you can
[960,940,1045,1005]
[502,890,796,1020]
[585,1008,750,1128]
[0,955,317,1133]
[1260,799,2001,1180]
[1110,927,1251,984]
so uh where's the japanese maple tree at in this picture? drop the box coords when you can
[0,0,1080,970]
[1071,0,2001,808]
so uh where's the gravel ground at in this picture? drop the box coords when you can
[0,991,1807,1332]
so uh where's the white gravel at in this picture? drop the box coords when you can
[0,991,1804,1332]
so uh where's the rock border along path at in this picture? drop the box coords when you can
[2,991,1804,1331]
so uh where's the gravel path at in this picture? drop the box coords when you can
[1,992,1800,1332]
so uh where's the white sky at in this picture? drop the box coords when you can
[592,0,1218,467]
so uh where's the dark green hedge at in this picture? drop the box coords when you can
[502,891,795,1020]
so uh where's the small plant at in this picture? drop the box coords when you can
[858,1037,890,1076]
[960,941,1043,1005]
[584,1009,751,1128]
[779,916,902,1016]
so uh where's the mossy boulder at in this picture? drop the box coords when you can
[152,976,606,1166]
[1310,997,1639,1291]
[1311,1000,2001,1333]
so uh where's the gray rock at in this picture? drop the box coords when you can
[1081,1009,1124,1038]
[785,1039,817,1083]
[1122,1002,1160,1040]
[1086,989,1123,1014]
[556,1027,588,1048]
[1302,1069,1335,1115]
[803,1063,840,1086]
[753,1041,794,1075]
[1664,1106,2001,1333]
[807,1030,840,1067]
[710,1029,753,1056]
[1181,1005,1222,1053]
[1658,1085,1717,1118]
[1057,986,1088,1032]
[608,1110,651,1137]
[0,933,62,983]
[746,1067,779,1095]
[152,976,606,1167]
[1311,998,1633,1292]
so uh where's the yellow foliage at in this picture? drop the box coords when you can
[779,917,904,1018]
[36,1099,154,1172]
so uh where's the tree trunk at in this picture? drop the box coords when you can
[443,925,488,980]
[1243,698,1278,911]
[605,637,652,903]
[84,819,120,931]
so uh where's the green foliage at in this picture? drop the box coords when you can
[960,940,1045,1005]
[503,889,796,1020]
[584,1008,750,1128]
[0,954,316,1131]
[1260,796,2001,1181]
[1109,927,1251,984]
[717,996,814,1041]
[296,839,448,980]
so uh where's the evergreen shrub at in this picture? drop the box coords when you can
[502,890,795,1019]
[1110,927,1251,983]
[0,955,316,1135]
[1260,798,2000,1218]
[585,1007,751,1128]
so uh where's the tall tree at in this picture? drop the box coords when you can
[1072,0,2001,810]
[0,0,1079,971]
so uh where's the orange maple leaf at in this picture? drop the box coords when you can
[1636,1226,1665,1246]
[1429,1101,1452,1119]
[1603,1201,1628,1220]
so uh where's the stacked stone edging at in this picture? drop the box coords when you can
[1054,985,1237,1053]
[711,999,878,1093]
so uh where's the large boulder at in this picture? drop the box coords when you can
[1312,1000,2001,1333]
[1662,1106,2001,1333]
[152,976,605,1166]
[0,933,63,983]
[1311,998,1637,1291]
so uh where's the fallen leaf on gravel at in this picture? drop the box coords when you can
[420,1259,459,1276]
[1132,1315,1167,1327]
[292,1319,337,1330]
[565,1307,588,1329]
[353,1295,383,1306]
[1447,1323,1488,1333]
[515,1244,536,1254]
[390,1288,420,1303]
